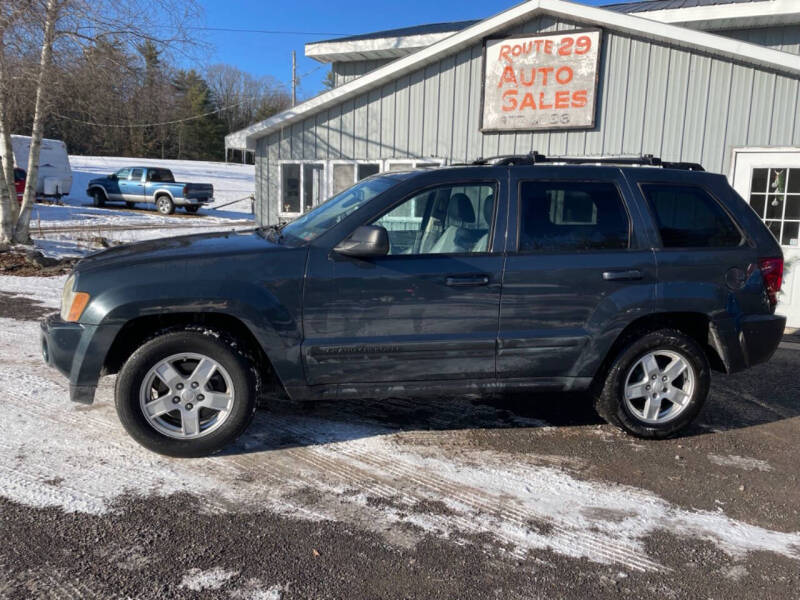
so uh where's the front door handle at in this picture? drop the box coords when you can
[445,275,490,287]
[602,270,642,281]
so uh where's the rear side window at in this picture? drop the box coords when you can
[518,181,629,251]
[641,184,743,248]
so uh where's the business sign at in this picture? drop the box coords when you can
[481,30,602,132]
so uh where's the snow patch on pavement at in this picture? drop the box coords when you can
[180,567,238,591]
[1,276,799,572]
[0,274,65,308]
[708,454,773,472]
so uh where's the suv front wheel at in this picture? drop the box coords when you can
[115,330,257,457]
[595,329,710,439]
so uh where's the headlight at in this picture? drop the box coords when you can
[60,275,90,322]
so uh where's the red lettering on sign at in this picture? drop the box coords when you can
[538,92,553,110]
[556,66,573,85]
[554,91,570,109]
[539,67,553,86]
[520,93,537,110]
[559,37,574,56]
[572,90,588,107]
[498,45,512,64]
[502,89,518,111]
[544,40,554,54]
[497,65,518,88]
[576,35,592,55]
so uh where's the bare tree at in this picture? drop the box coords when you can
[0,0,33,244]
[1,0,200,245]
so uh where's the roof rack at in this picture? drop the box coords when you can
[469,152,704,171]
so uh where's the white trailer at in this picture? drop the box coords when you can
[11,135,73,198]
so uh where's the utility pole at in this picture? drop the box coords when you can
[291,50,297,107]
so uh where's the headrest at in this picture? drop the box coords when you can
[483,194,494,224]
[447,193,475,223]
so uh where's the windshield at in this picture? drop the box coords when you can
[279,174,406,243]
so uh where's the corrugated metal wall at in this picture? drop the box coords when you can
[332,59,395,86]
[255,15,800,224]
[715,26,800,56]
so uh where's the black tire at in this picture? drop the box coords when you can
[91,190,105,207]
[594,329,710,439]
[126,201,136,209]
[156,195,174,215]
[115,330,257,457]
[184,205,199,214]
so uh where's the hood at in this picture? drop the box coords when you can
[75,229,284,273]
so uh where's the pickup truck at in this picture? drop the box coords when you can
[87,167,214,215]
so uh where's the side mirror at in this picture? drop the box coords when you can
[334,225,389,257]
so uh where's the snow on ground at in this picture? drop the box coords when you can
[27,156,256,258]
[1,276,799,573]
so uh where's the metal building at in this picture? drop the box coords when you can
[226,0,800,325]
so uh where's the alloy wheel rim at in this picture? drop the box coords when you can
[623,350,695,424]
[139,353,235,440]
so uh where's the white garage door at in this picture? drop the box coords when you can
[731,149,800,328]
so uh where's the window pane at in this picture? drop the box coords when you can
[766,195,785,219]
[770,169,787,194]
[303,164,324,212]
[788,169,800,194]
[642,184,743,248]
[765,220,782,242]
[782,221,799,247]
[116,168,131,179]
[750,169,768,194]
[749,194,766,218]
[519,181,628,252]
[131,169,143,180]
[281,164,300,213]
[785,196,800,221]
[357,163,380,180]
[388,162,413,172]
[373,184,495,255]
[332,164,355,195]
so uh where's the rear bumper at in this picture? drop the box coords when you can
[709,313,786,374]
[40,313,118,404]
[175,196,214,206]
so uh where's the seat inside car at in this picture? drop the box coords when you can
[429,193,479,253]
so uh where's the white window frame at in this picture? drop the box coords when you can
[278,160,327,219]
[277,158,448,220]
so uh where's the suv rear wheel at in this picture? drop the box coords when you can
[594,329,710,439]
[115,330,257,457]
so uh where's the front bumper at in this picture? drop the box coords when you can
[709,313,787,374]
[40,313,117,404]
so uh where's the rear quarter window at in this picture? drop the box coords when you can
[518,180,629,252]
[641,184,743,248]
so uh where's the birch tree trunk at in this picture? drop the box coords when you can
[0,81,15,244]
[14,0,58,244]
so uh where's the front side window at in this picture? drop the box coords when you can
[518,181,629,252]
[115,168,131,180]
[131,168,143,181]
[280,174,406,243]
[372,183,495,255]
[641,184,743,248]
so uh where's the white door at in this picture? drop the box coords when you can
[731,149,800,327]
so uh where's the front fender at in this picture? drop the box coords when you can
[81,277,306,389]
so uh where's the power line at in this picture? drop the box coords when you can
[148,25,353,36]
[52,99,250,128]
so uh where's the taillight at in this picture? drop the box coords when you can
[759,257,783,308]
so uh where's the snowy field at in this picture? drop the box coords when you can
[28,156,256,258]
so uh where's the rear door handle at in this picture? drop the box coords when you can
[446,275,490,287]
[602,270,642,281]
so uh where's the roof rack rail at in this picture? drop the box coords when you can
[470,152,704,171]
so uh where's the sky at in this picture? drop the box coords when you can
[197,0,640,99]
